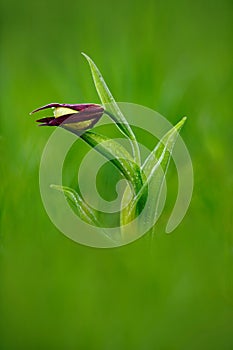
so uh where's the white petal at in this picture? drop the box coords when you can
[54,107,78,118]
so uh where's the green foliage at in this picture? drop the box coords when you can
[50,184,100,225]
[54,56,185,238]
[50,185,118,243]
[121,117,186,227]
[1,0,232,348]
[80,130,143,194]
[82,53,141,164]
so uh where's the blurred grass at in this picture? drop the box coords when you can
[1,0,233,349]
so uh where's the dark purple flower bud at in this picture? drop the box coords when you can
[31,103,104,132]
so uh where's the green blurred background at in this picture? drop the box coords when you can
[1,0,233,348]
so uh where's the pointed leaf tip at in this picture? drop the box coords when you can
[82,52,141,163]
[81,52,88,58]
[120,116,187,227]
[178,116,187,127]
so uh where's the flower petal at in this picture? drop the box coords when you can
[30,102,100,114]
[35,106,104,130]
[53,107,79,118]
[36,117,55,123]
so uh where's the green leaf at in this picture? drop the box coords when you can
[82,52,141,164]
[80,130,143,195]
[50,184,100,225]
[50,185,118,244]
[120,117,187,228]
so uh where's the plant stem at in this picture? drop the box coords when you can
[104,110,141,165]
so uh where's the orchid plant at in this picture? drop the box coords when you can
[31,53,186,241]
